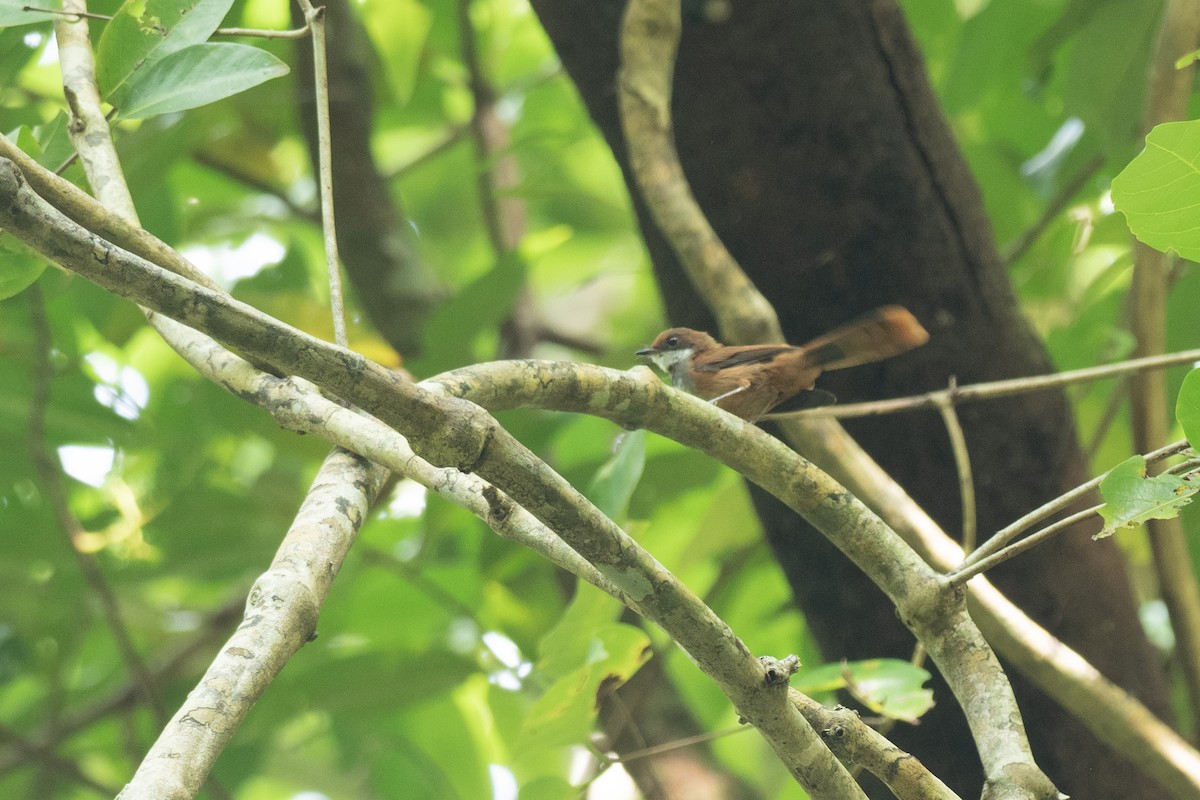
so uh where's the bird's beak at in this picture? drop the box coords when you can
[635,346,656,356]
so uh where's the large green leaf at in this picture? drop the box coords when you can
[1179,369,1200,449]
[1097,455,1197,538]
[97,0,235,104]
[116,42,289,120]
[1112,121,1200,261]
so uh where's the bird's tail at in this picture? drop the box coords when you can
[801,306,929,371]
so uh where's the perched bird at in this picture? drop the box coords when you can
[636,306,929,421]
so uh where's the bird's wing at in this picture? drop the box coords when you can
[694,345,796,371]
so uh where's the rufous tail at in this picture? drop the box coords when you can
[801,306,929,371]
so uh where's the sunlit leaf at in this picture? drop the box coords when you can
[794,659,934,723]
[1097,455,1197,538]
[1178,369,1200,449]
[0,240,45,301]
[117,42,288,120]
[97,0,236,103]
[520,623,650,752]
[357,0,432,106]
[1112,121,1200,261]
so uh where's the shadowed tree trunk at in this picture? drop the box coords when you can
[529,0,1173,797]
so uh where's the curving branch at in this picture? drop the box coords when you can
[0,157,864,798]
[790,695,960,800]
[9,150,1199,793]
[427,358,1200,800]
[617,0,780,345]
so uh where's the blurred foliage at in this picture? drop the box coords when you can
[0,0,1197,797]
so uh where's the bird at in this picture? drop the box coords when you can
[636,306,929,421]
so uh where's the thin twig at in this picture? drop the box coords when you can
[934,377,976,550]
[608,726,750,763]
[784,347,1200,419]
[22,4,103,20]
[294,0,348,347]
[192,150,319,222]
[1002,152,1105,267]
[385,123,472,180]
[23,5,311,38]
[949,506,1102,587]
[214,24,311,39]
[949,439,1194,585]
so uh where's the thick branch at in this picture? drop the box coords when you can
[0,158,860,798]
[428,358,1200,800]
[117,450,389,800]
[427,362,1055,800]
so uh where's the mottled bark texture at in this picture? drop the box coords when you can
[529,0,1172,797]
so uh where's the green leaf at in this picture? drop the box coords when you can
[357,0,432,106]
[97,0,235,104]
[1179,369,1200,449]
[793,659,934,723]
[0,0,55,27]
[1112,121,1200,261]
[521,623,650,752]
[537,583,625,680]
[585,430,645,520]
[518,776,575,800]
[414,253,526,374]
[116,42,289,120]
[1097,455,1197,538]
[0,239,45,300]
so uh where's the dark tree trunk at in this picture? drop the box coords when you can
[294,0,444,357]
[529,1,1173,797]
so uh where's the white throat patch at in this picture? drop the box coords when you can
[647,348,695,391]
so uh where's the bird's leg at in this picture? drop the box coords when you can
[708,383,750,405]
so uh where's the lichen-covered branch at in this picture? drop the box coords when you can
[116,449,390,800]
[427,359,1057,800]
[789,695,960,800]
[0,158,862,798]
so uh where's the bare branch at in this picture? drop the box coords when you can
[117,450,389,800]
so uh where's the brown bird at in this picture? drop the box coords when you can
[636,306,929,421]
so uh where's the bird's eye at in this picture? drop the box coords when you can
[666,336,678,347]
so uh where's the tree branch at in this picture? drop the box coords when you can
[1129,0,1200,733]
[429,358,1200,800]
[617,0,780,345]
[0,158,863,798]
[116,449,390,800]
